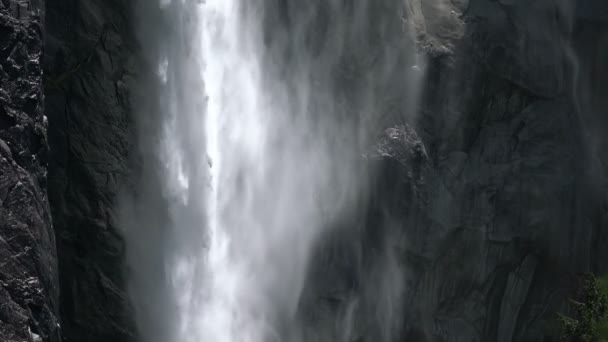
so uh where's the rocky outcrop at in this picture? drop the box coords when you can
[0,0,60,341]
[44,0,136,341]
[292,0,608,341]
[393,1,608,340]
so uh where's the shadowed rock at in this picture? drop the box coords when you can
[0,1,59,341]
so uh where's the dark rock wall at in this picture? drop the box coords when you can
[44,0,136,341]
[265,0,608,341]
[396,2,608,340]
[0,0,59,341]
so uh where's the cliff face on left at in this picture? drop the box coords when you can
[0,0,60,341]
[44,0,136,341]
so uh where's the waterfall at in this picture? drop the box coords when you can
[122,0,428,341]
[192,1,318,341]
[123,1,371,341]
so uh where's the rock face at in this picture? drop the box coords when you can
[44,0,136,341]
[287,0,608,341]
[0,0,60,341]
[391,2,608,340]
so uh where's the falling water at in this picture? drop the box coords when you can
[193,1,322,341]
[123,0,369,341]
[123,0,429,341]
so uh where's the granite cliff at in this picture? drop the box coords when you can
[0,1,59,341]
[296,1,608,340]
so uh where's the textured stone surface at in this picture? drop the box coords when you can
[284,0,608,341]
[44,0,136,341]
[395,1,607,340]
[0,0,59,341]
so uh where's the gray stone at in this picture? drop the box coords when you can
[0,1,59,341]
[44,0,136,341]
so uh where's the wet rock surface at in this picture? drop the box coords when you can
[295,0,608,341]
[44,0,136,341]
[0,0,59,341]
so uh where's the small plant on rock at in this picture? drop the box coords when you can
[559,274,608,341]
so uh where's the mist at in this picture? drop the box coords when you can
[117,0,425,341]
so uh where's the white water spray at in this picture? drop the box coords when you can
[122,0,435,340]
[124,1,366,341]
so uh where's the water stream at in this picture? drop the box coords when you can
[123,1,423,341]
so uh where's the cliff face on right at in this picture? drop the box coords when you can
[294,0,608,341]
[401,2,608,339]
